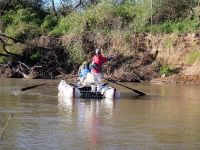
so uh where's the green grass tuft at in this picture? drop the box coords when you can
[159,65,175,76]
[186,50,200,65]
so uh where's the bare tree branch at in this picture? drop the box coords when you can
[0,53,10,57]
[51,0,58,15]
[0,36,21,57]
[75,0,86,8]
[0,33,52,51]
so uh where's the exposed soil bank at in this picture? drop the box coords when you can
[151,75,200,85]
[0,33,200,84]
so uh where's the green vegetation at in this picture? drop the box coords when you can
[41,15,58,34]
[0,57,6,63]
[0,0,200,67]
[163,37,174,49]
[159,65,175,76]
[2,8,41,40]
[67,42,85,64]
[50,12,85,36]
[47,1,200,36]
[1,0,199,38]
[146,18,200,33]
[186,50,200,64]
[30,51,41,62]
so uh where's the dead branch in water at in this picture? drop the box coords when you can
[0,113,14,142]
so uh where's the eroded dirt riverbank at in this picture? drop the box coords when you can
[1,33,200,84]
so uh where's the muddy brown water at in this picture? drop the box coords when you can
[0,78,200,150]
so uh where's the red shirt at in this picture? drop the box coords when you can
[91,55,108,73]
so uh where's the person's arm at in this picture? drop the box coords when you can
[102,56,113,63]
[107,56,113,61]
[90,62,101,70]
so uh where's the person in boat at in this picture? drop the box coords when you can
[89,48,113,92]
[78,62,91,86]
[78,61,88,75]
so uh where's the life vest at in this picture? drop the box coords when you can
[80,68,91,78]
[91,55,108,73]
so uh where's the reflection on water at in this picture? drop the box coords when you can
[1,78,200,150]
[57,95,120,149]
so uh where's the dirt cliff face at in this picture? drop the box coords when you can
[148,33,200,68]
[129,33,200,84]
[93,32,200,82]
[0,33,200,83]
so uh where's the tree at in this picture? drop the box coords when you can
[58,0,73,16]
[0,0,47,18]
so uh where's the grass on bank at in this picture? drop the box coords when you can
[186,50,200,65]
[146,18,200,33]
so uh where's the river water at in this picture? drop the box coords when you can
[0,78,200,150]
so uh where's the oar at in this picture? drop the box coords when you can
[21,83,48,91]
[105,79,146,96]
[20,76,79,91]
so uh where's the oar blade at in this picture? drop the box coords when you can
[132,89,146,96]
[21,83,47,91]
[106,79,146,96]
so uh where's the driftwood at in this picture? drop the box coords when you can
[0,113,14,142]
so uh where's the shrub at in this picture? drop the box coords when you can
[128,1,152,31]
[159,65,175,76]
[5,22,40,40]
[115,2,135,26]
[2,8,41,39]
[146,18,199,33]
[50,2,116,36]
[50,12,84,36]
[152,0,194,23]
[41,15,58,33]
[5,43,26,55]
[0,57,7,63]
[65,42,86,64]
[30,51,41,62]
[49,1,200,35]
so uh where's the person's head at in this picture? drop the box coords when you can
[95,49,101,56]
[82,61,87,66]
[81,61,87,69]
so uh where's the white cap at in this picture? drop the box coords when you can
[96,49,101,55]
